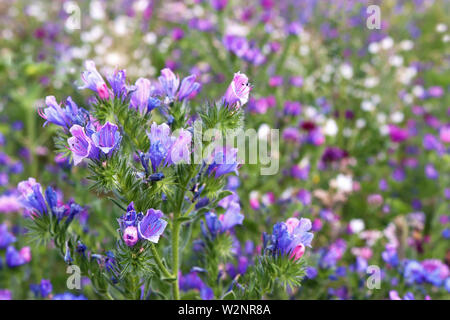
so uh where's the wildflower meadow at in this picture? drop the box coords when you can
[0,0,449,304]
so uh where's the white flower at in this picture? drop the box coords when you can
[335,174,353,193]
[339,64,353,79]
[350,219,365,233]
[324,119,338,136]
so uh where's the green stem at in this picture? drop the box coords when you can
[171,216,181,300]
[150,244,172,279]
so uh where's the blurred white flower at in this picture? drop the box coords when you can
[90,1,106,20]
[436,23,447,33]
[399,40,414,51]
[381,37,394,50]
[339,64,353,79]
[335,174,353,193]
[324,119,338,136]
[350,219,365,234]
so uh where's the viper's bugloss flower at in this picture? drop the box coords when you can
[118,203,167,245]
[39,96,69,128]
[123,226,138,247]
[206,147,240,178]
[67,125,99,166]
[265,218,314,261]
[319,239,347,269]
[17,178,47,216]
[79,60,109,99]
[178,74,201,101]
[130,78,152,115]
[0,289,12,300]
[165,129,192,166]
[223,72,251,108]
[118,202,139,231]
[91,122,122,155]
[138,209,167,243]
[0,224,16,249]
[38,96,88,131]
[179,271,214,300]
[159,68,180,99]
[39,279,52,298]
[52,292,87,300]
[6,246,28,268]
[382,244,399,267]
[147,122,173,171]
[107,69,128,100]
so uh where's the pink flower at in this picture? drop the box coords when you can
[123,226,138,247]
[223,72,251,108]
[19,246,32,263]
[440,125,450,143]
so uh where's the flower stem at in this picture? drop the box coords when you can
[150,244,172,279]
[171,216,181,300]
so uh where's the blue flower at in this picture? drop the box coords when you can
[52,293,87,300]
[146,122,173,171]
[207,147,240,178]
[17,178,47,216]
[6,246,27,268]
[158,68,180,99]
[137,209,167,243]
[0,224,16,249]
[266,218,314,261]
[178,74,201,101]
[107,69,128,99]
[91,122,122,155]
[39,279,52,298]
[130,78,152,115]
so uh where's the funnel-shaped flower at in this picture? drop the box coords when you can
[138,209,168,243]
[223,72,251,107]
[79,60,109,99]
[130,78,152,115]
[91,122,122,155]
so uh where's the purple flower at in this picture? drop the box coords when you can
[388,125,409,143]
[38,96,70,128]
[223,72,251,108]
[211,0,227,10]
[79,60,109,99]
[39,279,52,298]
[52,293,87,300]
[158,68,180,99]
[17,178,47,216]
[67,125,98,166]
[123,226,139,247]
[296,189,311,206]
[207,147,239,178]
[91,122,122,155]
[178,74,201,101]
[138,209,168,243]
[107,69,128,99]
[0,224,16,249]
[425,163,438,179]
[130,78,152,115]
[147,122,173,171]
[0,290,12,300]
[266,217,314,261]
[166,129,192,166]
[6,246,27,268]
[284,101,302,116]
[219,201,244,231]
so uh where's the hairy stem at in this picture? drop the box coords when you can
[150,244,172,279]
[171,216,181,300]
